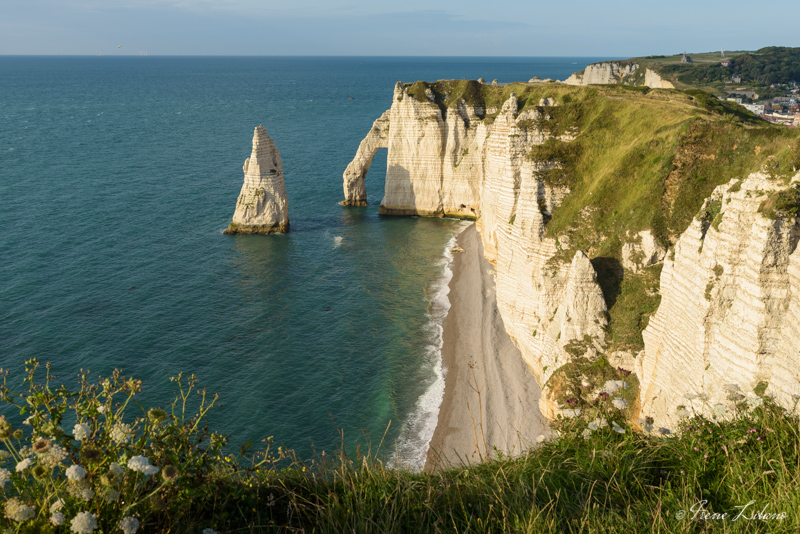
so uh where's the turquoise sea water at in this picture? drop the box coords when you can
[0,56,612,466]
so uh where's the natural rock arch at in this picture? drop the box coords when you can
[340,111,390,206]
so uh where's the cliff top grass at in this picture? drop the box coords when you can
[4,361,798,533]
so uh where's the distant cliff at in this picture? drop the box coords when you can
[342,79,800,427]
[563,61,674,89]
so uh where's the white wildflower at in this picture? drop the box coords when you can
[723,383,741,393]
[612,421,626,434]
[127,455,159,475]
[582,428,592,440]
[536,434,546,443]
[697,393,709,402]
[3,498,35,522]
[19,446,33,458]
[746,394,763,409]
[67,479,95,502]
[713,404,728,417]
[97,405,107,414]
[42,444,68,467]
[603,380,628,394]
[676,407,690,418]
[70,511,98,534]
[50,499,65,513]
[561,408,581,418]
[15,458,33,472]
[0,450,10,460]
[51,512,66,526]
[73,423,91,441]
[22,415,34,426]
[683,392,698,401]
[587,421,599,431]
[202,529,218,534]
[611,397,628,410]
[103,489,121,503]
[0,468,10,487]
[119,516,140,534]
[77,485,95,502]
[109,462,124,477]
[110,423,132,444]
[592,417,608,429]
[66,464,86,481]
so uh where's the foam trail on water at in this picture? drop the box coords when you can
[333,236,343,247]
[390,221,469,471]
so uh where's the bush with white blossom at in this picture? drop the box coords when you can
[0,359,276,533]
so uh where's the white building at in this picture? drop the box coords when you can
[742,103,765,115]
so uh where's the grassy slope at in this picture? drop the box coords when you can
[191,400,800,533]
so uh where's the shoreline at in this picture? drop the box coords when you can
[424,223,550,471]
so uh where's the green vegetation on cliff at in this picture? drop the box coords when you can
[4,361,798,533]
[645,47,800,89]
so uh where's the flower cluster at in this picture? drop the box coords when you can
[0,359,233,533]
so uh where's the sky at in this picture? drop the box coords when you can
[1,0,797,56]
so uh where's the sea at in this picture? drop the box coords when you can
[0,56,613,469]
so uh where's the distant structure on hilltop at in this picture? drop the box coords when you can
[681,52,693,63]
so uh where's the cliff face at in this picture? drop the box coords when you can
[343,82,486,218]
[564,61,674,89]
[343,82,608,417]
[639,172,800,427]
[225,125,289,235]
[343,80,800,426]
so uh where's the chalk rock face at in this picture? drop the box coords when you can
[622,230,667,273]
[644,69,675,89]
[551,251,608,347]
[342,110,390,206]
[343,82,606,405]
[225,125,289,234]
[563,62,638,86]
[563,62,674,89]
[639,172,800,429]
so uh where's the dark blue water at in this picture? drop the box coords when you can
[0,56,613,466]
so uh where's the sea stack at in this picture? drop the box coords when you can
[224,125,289,235]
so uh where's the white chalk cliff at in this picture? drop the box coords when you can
[343,81,800,426]
[342,82,608,418]
[638,172,800,428]
[564,61,674,89]
[225,125,289,234]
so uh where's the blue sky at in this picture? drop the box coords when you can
[1,0,797,56]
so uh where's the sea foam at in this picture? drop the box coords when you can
[390,221,469,471]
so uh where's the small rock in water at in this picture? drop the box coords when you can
[127,286,137,291]
[325,307,332,312]
[450,246,465,253]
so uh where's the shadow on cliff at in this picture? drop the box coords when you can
[591,257,624,309]
[379,164,416,215]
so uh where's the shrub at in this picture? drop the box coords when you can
[0,359,281,533]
